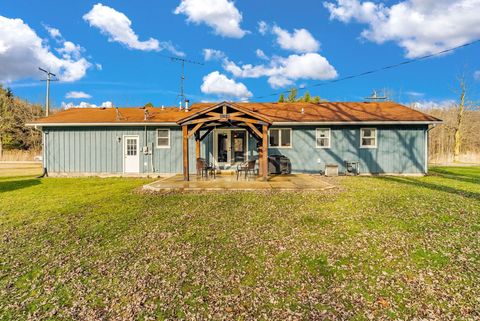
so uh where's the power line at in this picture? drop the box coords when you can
[254,39,480,99]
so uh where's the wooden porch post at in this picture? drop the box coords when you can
[195,133,201,160]
[182,125,189,181]
[262,124,268,180]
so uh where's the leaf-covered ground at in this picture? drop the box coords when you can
[0,167,479,320]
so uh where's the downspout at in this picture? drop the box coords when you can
[425,124,436,175]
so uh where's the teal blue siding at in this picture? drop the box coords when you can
[45,126,197,174]
[268,125,427,174]
[44,124,427,175]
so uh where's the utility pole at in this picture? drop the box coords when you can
[39,67,58,117]
[169,56,203,109]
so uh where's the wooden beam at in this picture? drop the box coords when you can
[183,116,220,126]
[207,111,245,118]
[199,127,213,141]
[222,105,227,115]
[244,122,262,138]
[243,126,260,141]
[229,116,263,124]
[182,125,189,181]
[195,138,201,161]
[188,123,203,138]
[203,122,223,128]
[262,124,269,181]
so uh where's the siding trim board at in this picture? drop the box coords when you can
[44,124,429,176]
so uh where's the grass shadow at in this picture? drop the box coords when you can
[380,175,479,201]
[0,178,41,193]
[429,167,480,185]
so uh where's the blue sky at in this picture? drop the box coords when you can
[1,0,479,108]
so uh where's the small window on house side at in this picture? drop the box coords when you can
[316,128,331,148]
[360,128,377,148]
[156,129,170,148]
[269,128,292,148]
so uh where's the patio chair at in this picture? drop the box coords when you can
[236,159,256,180]
[196,158,216,179]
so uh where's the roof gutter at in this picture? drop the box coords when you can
[26,122,178,127]
[272,121,443,125]
[26,120,443,127]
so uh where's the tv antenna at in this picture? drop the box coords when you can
[39,67,59,116]
[365,89,387,101]
[169,56,204,109]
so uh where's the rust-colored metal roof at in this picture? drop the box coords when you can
[30,101,441,125]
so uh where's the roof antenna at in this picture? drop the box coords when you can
[365,90,387,101]
[169,56,204,110]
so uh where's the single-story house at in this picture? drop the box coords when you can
[29,101,442,179]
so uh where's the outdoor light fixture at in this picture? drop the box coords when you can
[117,136,121,143]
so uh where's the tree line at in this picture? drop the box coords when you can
[0,86,43,157]
[278,88,327,103]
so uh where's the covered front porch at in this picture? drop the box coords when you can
[178,102,271,181]
[143,173,334,192]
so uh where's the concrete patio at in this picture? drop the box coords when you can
[143,173,335,192]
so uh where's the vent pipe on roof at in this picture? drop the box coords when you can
[185,99,189,112]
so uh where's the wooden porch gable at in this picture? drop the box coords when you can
[177,102,272,181]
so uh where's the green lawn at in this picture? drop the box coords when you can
[0,168,479,320]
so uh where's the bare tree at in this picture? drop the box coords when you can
[453,76,479,162]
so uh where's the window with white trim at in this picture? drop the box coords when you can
[316,128,331,148]
[269,128,292,148]
[360,128,377,148]
[156,129,170,148]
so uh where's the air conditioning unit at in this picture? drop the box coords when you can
[325,164,339,177]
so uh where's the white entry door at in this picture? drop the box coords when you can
[123,135,140,173]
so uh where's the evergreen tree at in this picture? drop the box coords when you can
[287,88,297,102]
[312,96,321,103]
[278,93,285,103]
[144,102,154,108]
[303,91,311,102]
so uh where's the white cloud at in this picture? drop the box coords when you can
[410,99,455,110]
[61,100,113,109]
[65,91,92,99]
[406,91,424,98]
[258,21,268,35]
[203,48,226,61]
[255,49,268,60]
[200,71,252,100]
[84,3,184,56]
[174,0,247,38]
[0,16,91,83]
[324,0,480,58]
[223,53,337,88]
[474,70,480,80]
[271,25,320,53]
[44,25,61,39]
